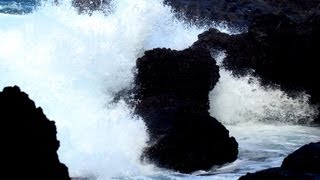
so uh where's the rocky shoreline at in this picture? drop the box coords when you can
[164,0,320,26]
[1,0,320,179]
[70,0,320,26]
[192,13,320,123]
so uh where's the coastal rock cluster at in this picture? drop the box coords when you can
[1,0,319,178]
[164,0,320,26]
[131,0,320,175]
[70,0,320,26]
[0,86,70,179]
[192,13,320,123]
[134,47,238,173]
[132,11,320,173]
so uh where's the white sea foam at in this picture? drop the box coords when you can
[0,0,205,179]
[210,51,319,125]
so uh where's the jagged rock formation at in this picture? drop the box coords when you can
[282,141,320,174]
[164,0,320,26]
[134,47,238,173]
[0,86,70,180]
[192,13,320,123]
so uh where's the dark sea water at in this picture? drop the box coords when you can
[1,0,319,179]
[0,0,39,14]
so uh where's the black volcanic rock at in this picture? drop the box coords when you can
[192,13,320,123]
[65,0,320,26]
[193,28,234,50]
[0,86,70,180]
[239,142,320,180]
[135,47,220,112]
[282,142,320,174]
[164,0,320,26]
[142,108,238,173]
[239,167,317,180]
[225,14,320,122]
[68,0,320,26]
[134,47,238,173]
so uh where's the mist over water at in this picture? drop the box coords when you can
[0,0,319,179]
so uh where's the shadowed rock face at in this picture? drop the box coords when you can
[70,0,319,25]
[164,0,320,26]
[282,142,320,174]
[134,47,238,173]
[0,86,70,180]
[141,109,238,173]
[239,167,318,180]
[135,47,220,112]
[192,13,320,123]
[223,14,320,95]
[67,0,320,28]
[239,142,320,180]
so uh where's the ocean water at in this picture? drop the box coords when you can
[0,0,38,14]
[0,0,319,179]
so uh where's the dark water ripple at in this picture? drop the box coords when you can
[0,0,39,14]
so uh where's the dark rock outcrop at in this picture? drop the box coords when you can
[192,13,320,123]
[135,47,220,112]
[282,142,320,174]
[0,86,70,180]
[134,47,238,173]
[239,142,320,180]
[142,108,238,173]
[64,0,319,25]
[65,0,320,26]
[239,167,318,180]
[223,14,320,100]
[165,0,320,26]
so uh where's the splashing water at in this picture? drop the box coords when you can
[0,0,206,179]
[210,51,319,125]
[0,0,319,179]
[207,51,320,179]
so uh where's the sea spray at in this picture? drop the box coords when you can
[210,51,319,125]
[0,0,206,178]
[208,51,320,178]
[0,0,320,179]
